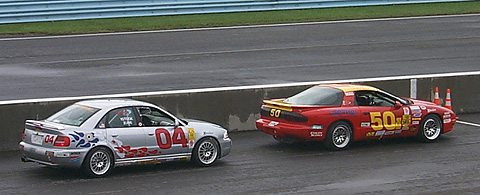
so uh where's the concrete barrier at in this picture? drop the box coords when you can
[1,71,479,151]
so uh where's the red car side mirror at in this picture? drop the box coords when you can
[394,101,403,109]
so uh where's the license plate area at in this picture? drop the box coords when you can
[31,133,44,145]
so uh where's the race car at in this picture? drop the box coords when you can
[19,99,232,177]
[255,84,456,150]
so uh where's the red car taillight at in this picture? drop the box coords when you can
[21,129,26,140]
[54,136,70,147]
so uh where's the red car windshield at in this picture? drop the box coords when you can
[283,86,343,106]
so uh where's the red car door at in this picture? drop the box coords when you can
[354,90,411,140]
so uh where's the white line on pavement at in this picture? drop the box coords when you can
[456,120,480,128]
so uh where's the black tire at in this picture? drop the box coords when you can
[324,121,353,150]
[272,135,296,144]
[192,137,220,166]
[82,147,114,178]
[416,115,442,142]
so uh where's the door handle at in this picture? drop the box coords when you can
[148,132,154,136]
[111,134,118,137]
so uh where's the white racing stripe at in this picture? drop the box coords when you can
[1,71,480,105]
[1,13,479,41]
[456,120,480,128]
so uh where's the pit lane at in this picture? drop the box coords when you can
[1,113,479,194]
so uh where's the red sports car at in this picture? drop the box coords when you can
[255,84,456,150]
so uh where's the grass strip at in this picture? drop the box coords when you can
[0,1,479,35]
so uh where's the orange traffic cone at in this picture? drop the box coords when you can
[434,87,440,105]
[445,89,452,110]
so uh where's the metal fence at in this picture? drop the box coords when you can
[0,0,474,24]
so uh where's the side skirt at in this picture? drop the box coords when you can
[115,153,192,166]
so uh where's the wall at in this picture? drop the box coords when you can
[1,72,479,151]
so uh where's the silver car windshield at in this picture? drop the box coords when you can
[283,86,343,106]
[46,104,99,126]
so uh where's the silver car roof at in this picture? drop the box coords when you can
[75,99,156,110]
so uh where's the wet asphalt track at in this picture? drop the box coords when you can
[1,14,480,101]
[1,113,479,194]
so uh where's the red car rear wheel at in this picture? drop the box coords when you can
[324,121,352,150]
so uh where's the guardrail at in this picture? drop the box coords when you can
[0,0,474,24]
[1,71,480,151]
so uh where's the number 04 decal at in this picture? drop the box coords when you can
[155,127,188,149]
[369,111,402,131]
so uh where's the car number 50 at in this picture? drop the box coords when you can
[270,109,281,118]
[370,111,402,131]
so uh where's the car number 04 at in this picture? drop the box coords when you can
[155,128,188,149]
[44,135,55,144]
[370,111,403,131]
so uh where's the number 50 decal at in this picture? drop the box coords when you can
[155,128,188,149]
[270,109,281,118]
[370,111,402,131]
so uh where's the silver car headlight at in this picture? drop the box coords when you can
[223,132,230,140]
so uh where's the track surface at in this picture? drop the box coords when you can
[1,15,480,101]
[1,113,479,194]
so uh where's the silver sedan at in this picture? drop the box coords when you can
[19,99,232,177]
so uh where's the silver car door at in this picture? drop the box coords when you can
[137,107,189,157]
[104,107,147,159]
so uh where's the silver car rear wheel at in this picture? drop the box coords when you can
[82,147,113,177]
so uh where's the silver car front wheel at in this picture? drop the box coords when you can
[192,137,219,166]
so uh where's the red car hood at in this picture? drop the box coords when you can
[407,98,438,106]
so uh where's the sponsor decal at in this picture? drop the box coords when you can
[361,122,371,127]
[45,151,54,162]
[413,113,422,118]
[366,132,375,137]
[444,119,452,124]
[412,121,420,125]
[188,128,196,148]
[330,109,357,116]
[375,130,385,136]
[70,156,80,162]
[403,107,410,115]
[34,124,43,132]
[427,109,436,113]
[310,131,323,137]
[410,106,421,114]
[385,131,395,135]
[444,112,451,119]
[420,106,426,110]
[395,130,402,134]
[343,100,353,106]
[412,118,422,121]
[114,145,160,158]
[69,131,99,148]
[268,121,279,127]
[401,115,412,130]
[345,92,354,96]
[410,126,417,133]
